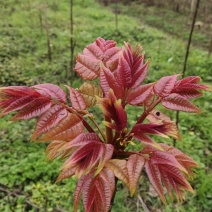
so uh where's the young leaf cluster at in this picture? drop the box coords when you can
[0,37,210,212]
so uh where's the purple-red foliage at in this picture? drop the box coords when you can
[0,38,210,212]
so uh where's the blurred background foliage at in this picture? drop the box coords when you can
[0,0,211,211]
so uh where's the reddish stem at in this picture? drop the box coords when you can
[112,131,120,144]
[53,99,96,134]
[113,150,149,160]
[88,115,106,141]
[136,98,161,124]
[66,107,95,133]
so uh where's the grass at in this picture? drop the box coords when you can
[108,1,212,50]
[0,0,211,211]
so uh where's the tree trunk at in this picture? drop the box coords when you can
[38,8,43,34]
[115,0,118,31]
[69,0,74,81]
[174,0,200,147]
[190,0,197,13]
[43,4,52,63]
[208,35,212,57]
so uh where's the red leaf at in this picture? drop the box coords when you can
[74,172,93,212]
[127,83,153,105]
[0,87,41,116]
[144,91,155,107]
[64,134,113,173]
[75,146,103,178]
[83,179,99,212]
[143,143,199,177]
[159,168,174,200]
[100,42,150,100]
[96,38,120,71]
[113,99,127,130]
[84,170,115,212]
[159,144,199,176]
[172,89,203,99]
[174,84,209,92]
[98,91,127,132]
[160,167,185,202]
[67,87,86,110]
[131,59,150,88]
[132,44,143,59]
[83,43,104,59]
[145,150,195,203]
[172,76,210,99]
[175,76,201,86]
[11,97,52,120]
[154,75,179,97]
[147,109,173,123]
[46,140,67,161]
[96,144,114,175]
[141,143,163,154]
[146,110,181,140]
[134,133,163,150]
[64,142,100,167]
[95,37,116,50]
[56,166,76,183]
[32,105,68,140]
[74,168,115,212]
[0,86,40,98]
[127,154,145,196]
[97,169,115,211]
[62,140,105,178]
[99,168,115,196]
[133,123,178,139]
[173,86,209,99]
[116,45,133,88]
[0,98,19,110]
[175,154,199,169]
[159,165,193,192]
[75,54,100,80]
[79,82,102,108]
[75,38,120,80]
[100,65,124,99]
[1,96,36,116]
[33,83,66,103]
[105,159,129,187]
[162,93,201,113]
[41,113,84,141]
[145,160,166,204]
[104,46,120,71]
[65,133,100,149]
[151,151,187,173]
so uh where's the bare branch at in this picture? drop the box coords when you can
[138,195,150,212]
[174,0,200,147]
[0,185,40,211]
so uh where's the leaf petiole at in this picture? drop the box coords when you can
[136,97,162,124]
[87,115,107,142]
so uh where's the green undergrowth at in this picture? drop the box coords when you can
[107,1,212,50]
[0,0,211,211]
